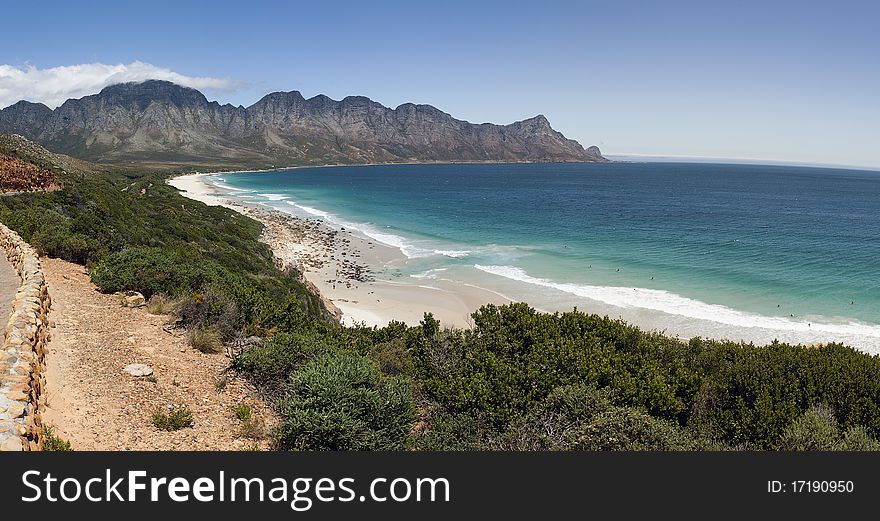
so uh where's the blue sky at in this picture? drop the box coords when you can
[2,0,878,168]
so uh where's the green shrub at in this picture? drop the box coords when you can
[369,338,413,376]
[411,303,700,428]
[565,406,695,451]
[690,342,880,449]
[152,405,194,431]
[777,405,841,451]
[40,426,73,451]
[233,328,341,389]
[840,425,880,451]
[232,403,266,439]
[777,405,880,451]
[415,410,498,451]
[233,403,253,421]
[91,246,221,298]
[498,384,615,450]
[277,352,415,450]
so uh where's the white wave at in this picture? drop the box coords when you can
[259,193,289,201]
[411,268,449,280]
[209,180,254,193]
[284,201,332,220]
[473,264,880,341]
[435,249,472,258]
[282,201,433,258]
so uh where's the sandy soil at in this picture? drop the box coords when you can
[40,257,276,451]
[0,252,18,316]
[169,173,508,328]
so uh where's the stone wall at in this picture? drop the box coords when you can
[0,223,50,451]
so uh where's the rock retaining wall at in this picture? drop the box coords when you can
[0,223,50,451]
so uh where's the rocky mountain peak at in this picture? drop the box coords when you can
[0,81,607,168]
[93,80,210,110]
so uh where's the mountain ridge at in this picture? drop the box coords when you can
[0,80,606,169]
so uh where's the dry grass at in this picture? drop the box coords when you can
[188,327,223,354]
[146,294,177,315]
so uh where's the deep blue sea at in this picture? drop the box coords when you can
[211,162,880,351]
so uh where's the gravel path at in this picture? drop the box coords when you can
[0,252,18,316]
[39,257,277,450]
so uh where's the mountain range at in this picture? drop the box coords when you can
[0,80,605,169]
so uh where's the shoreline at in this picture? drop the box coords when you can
[168,171,880,352]
[168,173,509,328]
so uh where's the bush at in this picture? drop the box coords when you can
[40,426,73,451]
[152,405,194,431]
[232,327,341,389]
[498,384,615,450]
[565,406,695,451]
[277,352,415,450]
[91,247,221,298]
[369,338,413,376]
[233,403,253,421]
[415,410,498,451]
[777,405,880,451]
[840,425,880,451]
[690,342,880,449]
[777,405,841,451]
[411,303,700,428]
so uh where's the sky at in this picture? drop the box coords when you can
[1,0,878,168]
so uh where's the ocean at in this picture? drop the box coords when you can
[208,161,880,352]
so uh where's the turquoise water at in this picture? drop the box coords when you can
[211,162,880,350]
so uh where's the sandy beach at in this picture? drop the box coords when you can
[168,173,508,328]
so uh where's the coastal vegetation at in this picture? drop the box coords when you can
[3,133,880,451]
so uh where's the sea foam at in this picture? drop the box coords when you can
[260,193,289,201]
[282,201,433,258]
[473,264,880,342]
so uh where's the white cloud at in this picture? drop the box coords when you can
[0,61,244,109]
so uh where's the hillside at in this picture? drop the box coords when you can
[0,80,607,169]
[0,153,57,192]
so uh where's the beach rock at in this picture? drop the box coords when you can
[123,363,153,377]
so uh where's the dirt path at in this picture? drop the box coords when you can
[0,252,18,315]
[40,257,277,451]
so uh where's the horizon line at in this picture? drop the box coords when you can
[605,153,880,172]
